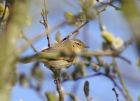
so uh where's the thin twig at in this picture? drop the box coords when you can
[62,72,126,100]
[97,0,121,10]
[81,50,120,57]
[96,7,106,15]
[18,32,46,53]
[19,48,130,64]
[21,32,38,53]
[112,87,119,101]
[97,13,104,31]
[41,0,50,47]
[109,3,121,10]
[18,20,67,52]
[118,55,131,64]
[113,59,132,101]
[53,70,64,101]
[62,21,89,41]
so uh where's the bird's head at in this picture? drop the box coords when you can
[72,39,88,53]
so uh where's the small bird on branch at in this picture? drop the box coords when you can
[19,39,88,70]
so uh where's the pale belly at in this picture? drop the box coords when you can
[44,60,72,69]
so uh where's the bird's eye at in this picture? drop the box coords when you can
[76,43,80,45]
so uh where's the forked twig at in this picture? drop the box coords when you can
[96,0,121,10]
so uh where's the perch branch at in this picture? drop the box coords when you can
[53,70,64,101]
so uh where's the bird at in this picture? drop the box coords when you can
[19,39,87,70]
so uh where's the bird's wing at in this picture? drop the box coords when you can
[19,40,75,64]
[39,40,74,61]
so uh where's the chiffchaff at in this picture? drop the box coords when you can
[20,39,87,70]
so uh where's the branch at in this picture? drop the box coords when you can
[62,72,126,100]
[18,20,67,53]
[81,50,120,57]
[53,70,64,101]
[97,12,104,31]
[112,87,119,101]
[62,20,89,41]
[96,0,121,10]
[41,0,50,47]
[21,32,38,53]
[18,32,46,53]
[19,48,131,64]
[113,59,132,101]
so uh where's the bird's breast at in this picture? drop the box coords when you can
[43,60,72,69]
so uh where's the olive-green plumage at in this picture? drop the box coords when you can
[20,39,87,70]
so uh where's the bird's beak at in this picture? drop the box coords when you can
[85,45,89,48]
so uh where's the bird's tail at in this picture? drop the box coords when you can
[19,54,38,63]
